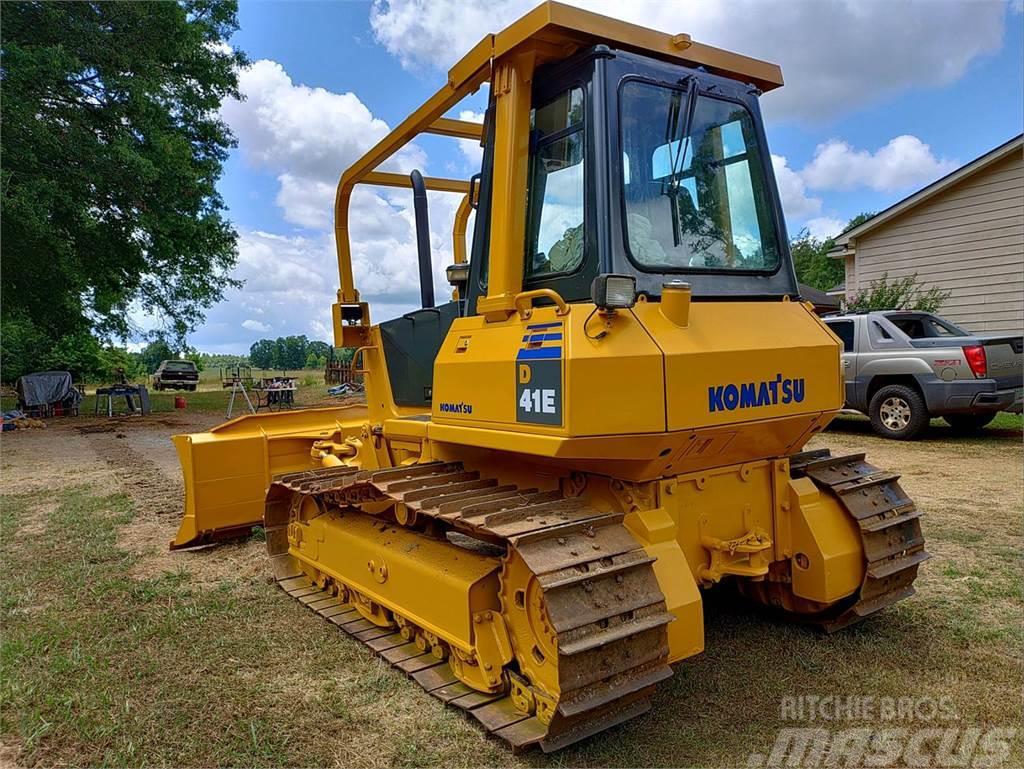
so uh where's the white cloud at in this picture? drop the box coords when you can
[369,0,1008,121]
[801,135,958,192]
[222,59,426,228]
[203,57,479,352]
[456,109,486,169]
[771,154,821,220]
[772,135,959,235]
[804,217,846,240]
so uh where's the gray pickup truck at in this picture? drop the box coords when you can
[822,311,1023,439]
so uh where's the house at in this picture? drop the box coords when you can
[828,134,1023,333]
[798,282,841,315]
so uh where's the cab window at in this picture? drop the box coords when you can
[525,87,585,278]
[886,313,966,339]
[826,320,855,352]
[620,80,780,272]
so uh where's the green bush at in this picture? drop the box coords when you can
[847,272,951,313]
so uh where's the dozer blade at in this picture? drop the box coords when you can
[170,405,369,549]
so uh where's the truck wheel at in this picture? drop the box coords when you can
[943,413,996,433]
[869,385,929,440]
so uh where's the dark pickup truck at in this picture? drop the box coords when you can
[823,311,1023,439]
[151,360,199,391]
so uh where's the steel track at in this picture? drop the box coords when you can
[263,461,674,752]
[789,449,930,631]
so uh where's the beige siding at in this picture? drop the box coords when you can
[842,254,855,298]
[850,151,1024,332]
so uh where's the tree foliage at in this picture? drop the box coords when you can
[248,336,333,370]
[1,1,247,377]
[847,272,951,313]
[0,317,146,382]
[193,352,249,369]
[790,212,877,292]
[790,230,845,292]
[137,340,177,375]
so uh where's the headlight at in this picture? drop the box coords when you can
[590,273,637,310]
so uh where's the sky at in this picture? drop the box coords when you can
[174,0,1024,354]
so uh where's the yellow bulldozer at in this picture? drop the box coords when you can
[171,2,928,752]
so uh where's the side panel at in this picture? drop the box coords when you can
[431,304,665,436]
[291,509,502,651]
[632,300,843,432]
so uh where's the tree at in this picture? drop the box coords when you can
[138,339,176,374]
[249,339,275,369]
[789,212,877,292]
[307,340,331,361]
[182,346,206,372]
[841,211,876,234]
[248,335,333,370]
[790,230,844,292]
[280,335,310,370]
[1,1,247,375]
[847,272,951,313]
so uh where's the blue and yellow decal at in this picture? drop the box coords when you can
[517,322,563,360]
[516,322,563,425]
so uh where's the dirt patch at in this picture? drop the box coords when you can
[126,515,266,585]
[74,413,267,584]
[0,423,107,493]
[11,499,57,542]
[0,741,23,769]
[2,412,265,585]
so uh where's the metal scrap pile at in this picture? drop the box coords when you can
[2,410,46,431]
[327,382,364,397]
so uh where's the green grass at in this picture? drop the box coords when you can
[0,486,512,767]
[989,411,1023,430]
[2,369,342,416]
[196,366,325,386]
[830,409,1023,440]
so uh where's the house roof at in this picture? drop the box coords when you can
[826,282,846,296]
[829,133,1023,257]
[798,282,841,309]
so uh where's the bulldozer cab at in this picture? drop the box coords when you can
[464,46,797,318]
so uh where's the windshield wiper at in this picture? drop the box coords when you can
[665,74,701,247]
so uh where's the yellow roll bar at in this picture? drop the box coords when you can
[331,1,784,330]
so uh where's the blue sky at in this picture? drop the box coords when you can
[182,0,1023,354]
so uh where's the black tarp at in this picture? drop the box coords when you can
[16,371,82,408]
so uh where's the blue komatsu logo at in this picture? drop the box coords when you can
[709,375,805,413]
[439,401,473,415]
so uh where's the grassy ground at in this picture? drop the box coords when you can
[195,367,328,390]
[2,369,340,417]
[1,415,1021,767]
[0,485,509,768]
